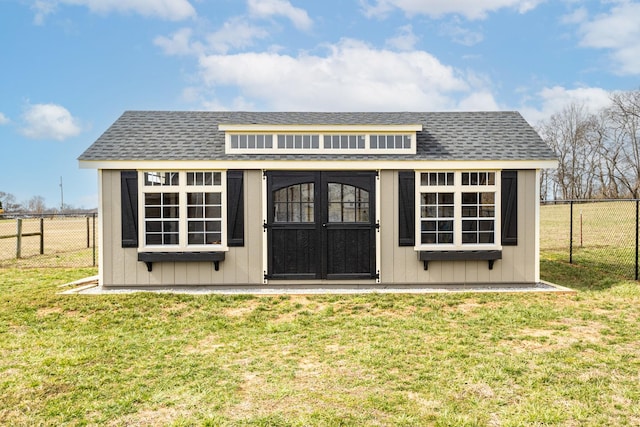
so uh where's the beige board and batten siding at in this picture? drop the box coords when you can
[100,169,264,287]
[379,169,539,284]
[101,168,540,287]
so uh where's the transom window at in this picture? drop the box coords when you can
[417,171,499,248]
[225,133,415,153]
[141,171,225,249]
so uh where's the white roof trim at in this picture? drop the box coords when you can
[218,124,424,132]
[80,159,558,171]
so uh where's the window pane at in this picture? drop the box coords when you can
[462,193,477,204]
[438,233,453,244]
[145,193,161,205]
[164,221,179,233]
[146,234,162,245]
[163,207,179,218]
[479,233,494,244]
[164,193,179,205]
[205,192,221,205]
[422,221,437,232]
[462,206,477,217]
[479,220,494,231]
[164,233,179,245]
[462,233,477,244]
[439,206,454,217]
[206,232,222,244]
[462,220,477,231]
[146,222,162,232]
[206,221,222,232]
[439,193,454,204]
[371,135,378,149]
[188,206,202,218]
[188,221,204,232]
[188,234,204,245]
[145,207,161,218]
[188,193,203,204]
[422,233,436,244]
[205,206,222,218]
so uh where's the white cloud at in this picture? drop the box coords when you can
[519,86,612,125]
[248,0,312,30]
[32,0,196,23]
[0,113,9,125]
[155,19,269,56]
[21,103,82,141]
[575,2,640,75]
[361,0,544,20]
[196,39,498,111]
[439,18,483,46]
[206,17,270,54]
[154,28,203,56]
[385,25,419,51]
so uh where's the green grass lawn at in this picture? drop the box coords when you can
[1,263,639,426]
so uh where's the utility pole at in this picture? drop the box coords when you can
[60,176,64,213]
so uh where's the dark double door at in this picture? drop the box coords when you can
[266,171,377,280]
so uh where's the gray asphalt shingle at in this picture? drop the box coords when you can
[78,111,556,162]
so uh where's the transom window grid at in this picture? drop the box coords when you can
[226,133,415,153]
[141,170,226,250]
[144,171,179,186]
[417,171,500,249]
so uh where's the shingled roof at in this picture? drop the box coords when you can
[78,111,556,162]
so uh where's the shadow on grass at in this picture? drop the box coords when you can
[541,252,628,291]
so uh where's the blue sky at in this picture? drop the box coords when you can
[1,0,639,210]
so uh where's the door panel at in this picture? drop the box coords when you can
[267,171,376,280]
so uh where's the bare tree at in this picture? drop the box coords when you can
[605,89,640,198]
[538,103,603,200]
[0,191,22,212]
[26,196,47,214]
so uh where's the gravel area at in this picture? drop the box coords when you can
[61,279,573,295]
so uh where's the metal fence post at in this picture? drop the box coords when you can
[16,218,22,259]
[39,217,44,255]
[636,199,640,280]
[86,216,90,248]
[92,213,97,267]
[569,201,573,264]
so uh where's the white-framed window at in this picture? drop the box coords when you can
[417,171,500,249]
[225,133,416,154]
[140,171,226,250]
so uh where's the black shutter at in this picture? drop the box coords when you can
[398,171,415,246]
[121,170,138,248]
[227,170,245,247]
[501,170,518,246]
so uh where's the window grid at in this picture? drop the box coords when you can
[461,192,496,244]
[141,171,225,249]
[144,192,180,245]
[420,192,454,244]
[227,133,414,152]
[187,192,223,245]
[417,171,499,248]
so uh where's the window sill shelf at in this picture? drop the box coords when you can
[417,249,502,270]
[138,251,226,272]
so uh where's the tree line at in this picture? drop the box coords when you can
[0,191,95,215]
[538,89,640,200]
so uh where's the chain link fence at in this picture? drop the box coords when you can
[541,200,639,280]
[0,213,97,268]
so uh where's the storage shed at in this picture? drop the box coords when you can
[78,111,557,288]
